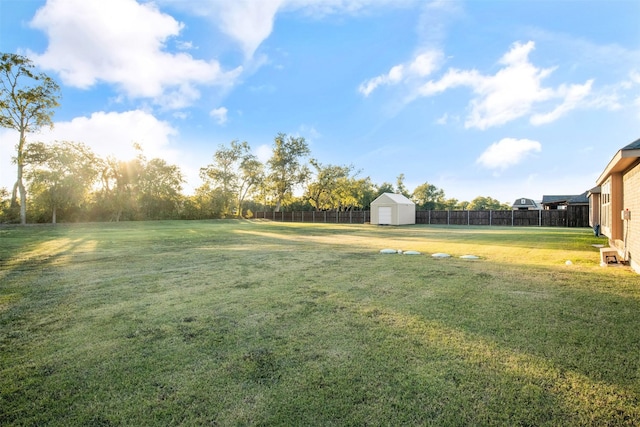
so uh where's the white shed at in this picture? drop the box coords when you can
[370,193,416,225]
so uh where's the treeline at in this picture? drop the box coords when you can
[1,53,510,224]
[1,135,511,224]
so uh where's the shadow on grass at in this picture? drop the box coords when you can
[361,302,639,425]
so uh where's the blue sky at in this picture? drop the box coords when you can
[1,0,639,204]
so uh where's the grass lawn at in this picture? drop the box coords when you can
[1,220,639,426]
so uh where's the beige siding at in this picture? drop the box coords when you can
[623,161,640,273]
[601,174,624,241]
[601,178,612,238]
[370,193,416,225]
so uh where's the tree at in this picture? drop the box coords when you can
[306,160,353,211]
[468,196,510,211]
[236,154,263,217]
[93,144,184,221]
[97,156,144,221]
[354,177,378,209]
[0,187,10,222]
[443,198,459,211]
[336,176,375,210]
[412,182,445,210]
[199,140,261,218]
[0,53,61,224]
[266,133,310,212]
[138,158,184,219]
[304,161,372,211]
[375,182,395,198]
[395,174,411,198]
[24,141,98,224]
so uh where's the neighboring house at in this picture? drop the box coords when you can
[594,137,640,273]
[370,193,416,225]
[512,197,541,210]
[541,193,589,210]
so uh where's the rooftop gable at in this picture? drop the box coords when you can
[372,192,415,205]
[597,137,640,184]
[512,197,537,206]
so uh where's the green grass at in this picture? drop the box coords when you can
[1,220,639,426]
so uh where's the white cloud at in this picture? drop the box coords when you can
[359,50,444,96]
[435,113,460,125]
[465,42,557,129]
[29,0,242,106]
[25,110,175,160]
[212,0,285,59]
[162,0,414,60]
[210,107,228,125]
[369,40,597,129]
[0,110,182,191]
[420,41,558,129]
[530,80,593,125]
[476,137,542,170]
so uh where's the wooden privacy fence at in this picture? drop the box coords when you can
[254,205,590,227]
[256,210,371,224]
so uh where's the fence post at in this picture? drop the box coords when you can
[489,210,492,226]
[324,211,327,223]
[467,210,470,226]
[447,210,450,225]
[539,209,541,227]
[511,210,514,227]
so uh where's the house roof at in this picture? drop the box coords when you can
[542,195,573,204]
[512,197,538,207]
[372,192,415,205]
[622,137,640,150]
[541,192,588,205]
[588,185,601,194]
[596,137,640,184]
[567,191,589,204]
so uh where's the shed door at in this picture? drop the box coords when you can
[378,206,392,224]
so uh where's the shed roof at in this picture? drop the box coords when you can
[372,193,415,205]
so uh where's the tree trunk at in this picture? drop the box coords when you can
[19,179,26,225]
[52,205,57,225]
[16,130,27,225]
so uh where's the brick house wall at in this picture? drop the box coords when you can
[596,138,640,274]
[623,160,640,273]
